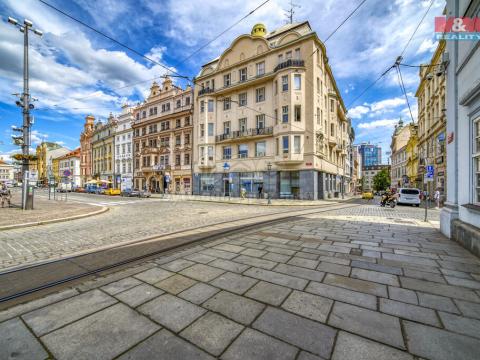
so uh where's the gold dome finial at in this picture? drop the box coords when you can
[251,23,267,37]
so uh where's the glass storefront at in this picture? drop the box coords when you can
[200,174,215,192]
[239,172,264,195]
[280,171,299,198]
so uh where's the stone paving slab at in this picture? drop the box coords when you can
[2,204,480,360]
[0,317,48,360]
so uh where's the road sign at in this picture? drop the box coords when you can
[426,165,434,178]
[63,169,71,177]
[223,162,230,171]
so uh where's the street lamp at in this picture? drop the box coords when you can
[267,162,272,205]
[7,16,43,210]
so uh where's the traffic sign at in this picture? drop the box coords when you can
[426,165,434,178]
[223,162,230,171]
[63,169,71,177]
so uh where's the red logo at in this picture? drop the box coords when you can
[435,17,480,32]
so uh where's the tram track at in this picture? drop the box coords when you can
[0,201,359,307]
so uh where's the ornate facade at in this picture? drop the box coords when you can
[80,115,94,186]
[114,105,134,190]
[91,114,117,185]
[132,78,193,193]
[415,40,447,196]
[192,22,352,199]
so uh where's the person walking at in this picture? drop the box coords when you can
[258,184,263,199]
[434,188,441,208]
[240,187,246,199]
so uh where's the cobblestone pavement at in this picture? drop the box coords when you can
[1,204,476,360]
[0,198,313,270]
[0,190,99,227]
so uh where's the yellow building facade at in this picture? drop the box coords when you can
[415,40,446,195]
[92,114,117,185]
[193,22,352,199]
[405,123,419,187]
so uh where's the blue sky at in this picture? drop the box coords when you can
[0,0,444,163]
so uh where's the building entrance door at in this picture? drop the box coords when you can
[224,179,230,196]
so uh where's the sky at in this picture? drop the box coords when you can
[0,0,444,163]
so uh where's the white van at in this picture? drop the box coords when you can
[397,188,421,206]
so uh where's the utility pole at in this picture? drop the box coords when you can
[8,17,42,210]
[284,0,300,24]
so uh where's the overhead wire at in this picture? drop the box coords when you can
[36,0,270,112]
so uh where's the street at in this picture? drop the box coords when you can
[1,200,479,360]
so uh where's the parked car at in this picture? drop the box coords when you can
[397,188,421,206]
[121,189,138,197]
[362,191,374,200]
[139,190,151,198]
[105,188,121,196]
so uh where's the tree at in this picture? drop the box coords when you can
[373,169,390,192]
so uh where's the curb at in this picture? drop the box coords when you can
[0,206,109,231]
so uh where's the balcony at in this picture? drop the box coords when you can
[274,59,305,72]
[215,126,273,143]
[328,136,337,146]
[198,157,215,169]
[198,87,215,96]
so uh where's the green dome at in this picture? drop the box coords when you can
[251,23,267,37]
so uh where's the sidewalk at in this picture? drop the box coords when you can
[0,190,105,229]
[1,204,478,359]
[151,193,359,206]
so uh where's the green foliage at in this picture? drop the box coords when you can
[373,169,391,192]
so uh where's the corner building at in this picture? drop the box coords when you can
[193,22,351,199]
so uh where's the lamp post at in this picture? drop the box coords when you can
[267,162,272,205]
[7,16,42,210]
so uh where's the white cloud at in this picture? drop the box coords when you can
[416,38,437,55]
[370,97,406,112]
[30,130,48,145]
[357,119,398,130]
[348,105,369,119]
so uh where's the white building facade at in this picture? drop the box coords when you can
[441,0,480,255]
[115,105,134,191]
[58,149,81,188]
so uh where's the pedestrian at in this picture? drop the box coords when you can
[434,188,441,208]
[240,187,246,199]
[258,184,263,199]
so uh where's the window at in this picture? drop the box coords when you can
[208,99,214,112]
[282,136,289,154]
[274,109,278,124]
[184,116,190,126]
[200,123,205,137]
[278,54,283,64]
[153,107,157,115]
[238,144,248,158]
[224,121,231,135]
[256,87,265,102]
[474,119,480,204]
[184,153,190,165]
[316,107,321,125]
[127,143,131,153]
[239,118,247,133]
[207,146,213,160]
[295,48,300,59]
[282,75,288,91]
[223,146,231,159]
[239,68,247,82]
[176,135,181,146]
[122,144,126,154]
[142,111,146,118]
[256,114,265,129]
[176,119,181,128]
[223,97,231,110]
[276,138,279,155]
[317,77,320,93]
[294,105,301,122]
[224,73,231,87]
[184,133,190,144]
[200,100,205,113]
[330,99,335,112]
[200,174,214,191]
[331,123,335,136]
[175,154,181,166]
[239,93,247,106]
[286,51,292,59]
[294,74,301,90]
[176,100,181,108]
[255,141,266,157]
[185,97,191,105]
[116,145,120,154]
[294,136,301,154]
[282,106,289,123]
[256,61,265,76]
[208,123,214,136]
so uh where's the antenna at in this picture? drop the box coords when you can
[284,0,300,24]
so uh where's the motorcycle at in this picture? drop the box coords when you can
[380,194,397,208]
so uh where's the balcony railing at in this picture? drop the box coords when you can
[215,126,273,142]
[274,59,305,72]
[198,87,215,96]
